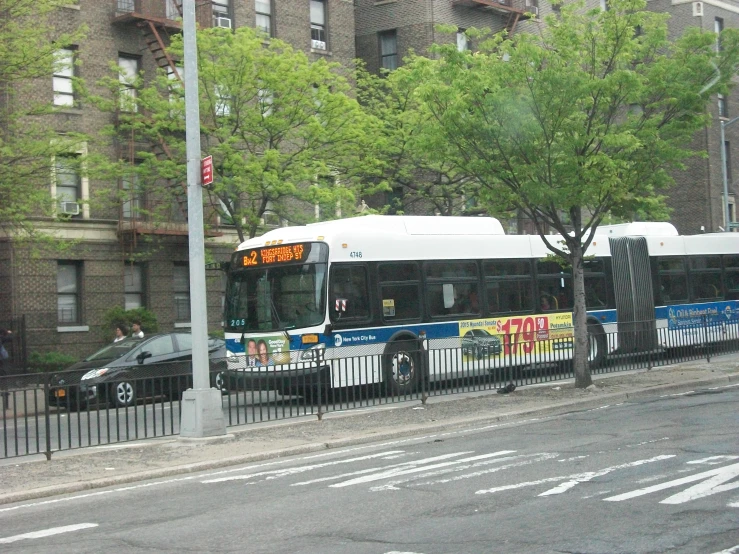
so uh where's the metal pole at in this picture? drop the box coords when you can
[180,0,226,437]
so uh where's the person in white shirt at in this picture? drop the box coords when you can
[113,325,128,342]
[131,321,144,339]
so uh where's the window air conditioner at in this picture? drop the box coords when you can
[60,201,80,216]
[216,16,232,28]
[692,2,703,16]
[311,39,327,50]
[526,5,539,16]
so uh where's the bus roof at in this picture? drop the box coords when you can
[236,216,739,261]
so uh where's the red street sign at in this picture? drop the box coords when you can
[201,155,213,186]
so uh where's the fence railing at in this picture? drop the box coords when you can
[2,316,738,459]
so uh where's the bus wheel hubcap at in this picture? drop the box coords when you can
[393,352,414,385]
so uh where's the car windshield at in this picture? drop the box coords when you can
[84,340,141,362]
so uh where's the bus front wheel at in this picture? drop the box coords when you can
[383,340,420,396]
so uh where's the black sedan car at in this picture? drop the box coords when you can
[49,333,227,409]
[461,328,503,359]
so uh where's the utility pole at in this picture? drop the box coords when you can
[179,0,226,437]
[720,116,739,232]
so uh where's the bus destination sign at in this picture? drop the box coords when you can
[241,243,308,267]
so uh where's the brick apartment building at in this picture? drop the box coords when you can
[1,0,737,360]
[355,0,739,234]
[0,0,357,359]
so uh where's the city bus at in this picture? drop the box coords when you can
[223,215,739,397]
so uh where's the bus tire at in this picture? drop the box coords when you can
[383,340,420,396]
[587,323,607,369]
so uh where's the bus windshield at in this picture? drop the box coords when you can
[225,243,328,332]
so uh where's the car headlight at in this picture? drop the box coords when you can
[300,344,325,361]
[81,368,110,380]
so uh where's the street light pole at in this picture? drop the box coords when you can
[719,115,739,232]
[179,0,226,438]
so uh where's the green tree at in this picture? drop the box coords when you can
[0,0,87,238]
[96,27,378,243]
[356,62,480,216]
[408,0,739,387]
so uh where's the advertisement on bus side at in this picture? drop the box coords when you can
[459,313,574,359]
[240,334,291,366]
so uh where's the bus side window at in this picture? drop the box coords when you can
[330,266,369,322]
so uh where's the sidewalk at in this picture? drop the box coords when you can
[1,355,738,505]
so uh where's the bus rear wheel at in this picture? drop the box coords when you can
[587,323,607,368]
[383,340,420,396]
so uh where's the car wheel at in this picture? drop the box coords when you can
[111,380,136,408]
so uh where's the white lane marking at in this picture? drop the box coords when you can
[688,456,739,465]
[475,455,676,496]
[200,450,407,484]
[659,391,695,398]
[558,456,589,462]
[0,523,98,544]
[604,462,739,504]
[709,545,739,554]
[539,456,678,496]
[291,451,509,487]
[384,551,426,554]
[370,453,559,492]
[330,451,516,489]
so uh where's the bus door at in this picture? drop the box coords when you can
[609,237,658,353]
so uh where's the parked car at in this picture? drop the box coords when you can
[461,328,503,358]
[49,333,227,409]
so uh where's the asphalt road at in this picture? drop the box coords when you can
[1,386,737,553]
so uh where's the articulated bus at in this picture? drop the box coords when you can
[223,215,739,396]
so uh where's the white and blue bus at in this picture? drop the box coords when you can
[223,215,739,396]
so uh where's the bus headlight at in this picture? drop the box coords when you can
[300,344,325,362]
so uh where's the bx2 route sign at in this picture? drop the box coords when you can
[201,155,213,186]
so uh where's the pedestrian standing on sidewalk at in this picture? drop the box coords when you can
[131,320,144,339]
[113,324,128,342]
[0,328,12,407]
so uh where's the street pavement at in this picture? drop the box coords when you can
[1,354,737,506]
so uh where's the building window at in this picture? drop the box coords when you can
[53,48,76,107]
[55,154,81,216]
[379,30,398,71]
[124,263,145,309]
[380,29,398,71]
[174,263,191,321]
[256,0,272,36]
[456,31,469,52]
[58,262,81,324]
[118,55,139,113]
[725,141,732,186]
[166,0,182,20]
[213,0,231,27]
[121,169,142,219]
[719,94,728,118]
[715,17,724,52]
[310,0,327,50]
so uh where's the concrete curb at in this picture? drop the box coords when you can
[1,372,737,506]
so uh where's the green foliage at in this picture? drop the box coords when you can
[355,61,477,216]
[405,0,739,384]
[101,306,159,341]
[90,26,379,243]
[0,0,88,240]
[28,351,77,373]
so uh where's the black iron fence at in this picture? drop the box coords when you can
[2,316,738,459]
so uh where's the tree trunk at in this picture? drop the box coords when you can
[571,242,592,388]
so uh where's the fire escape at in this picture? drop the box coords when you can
[452,0,536,36]
[111,0,222,258]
